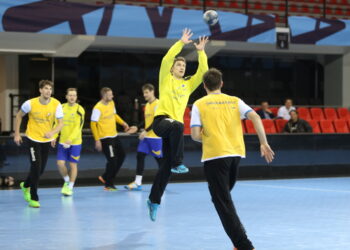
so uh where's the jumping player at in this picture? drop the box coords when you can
[125,84,162,191]
[147,28,208,220]
[56,88,85,196]
[14,80,64,208]
[190,68,275,250]
[91,87,130,191]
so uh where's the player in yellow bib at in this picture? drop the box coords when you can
[14,80,64,208]
[56,88,85,196]
[190,68,275,250]
[147,28,208,221]
[125,84,162,191]
[91,87,130,191]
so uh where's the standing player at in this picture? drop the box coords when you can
[91,87,130,191]
[147,29,208,220]
[125,84,162,191]
[190,68,275,250]
[56,88,85,196]
[14,80,64,208]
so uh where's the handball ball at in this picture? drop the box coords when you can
[203,10,219,26]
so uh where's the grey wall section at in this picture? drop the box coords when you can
[324,55,343,106]
[324,53,350,108]
[342,52,350,108]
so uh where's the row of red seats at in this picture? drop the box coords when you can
[252,107,349,121]
[243,119,350,134]
[183,107,350,135]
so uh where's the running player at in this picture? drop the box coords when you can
[56,88,85,196]
[91,87,130,191]
[147,29,208,220]
[14,80,64,208]
[125,84,162,191]
[190,68,275,250]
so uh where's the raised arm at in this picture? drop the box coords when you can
[159,28,193,85]
[188,36,209,92]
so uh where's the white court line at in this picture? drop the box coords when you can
[240,183,350,194]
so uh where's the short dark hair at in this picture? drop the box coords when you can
[142,83,155,92]
[261,101,269,105]
[172,56,186,67]
[203,68,223,91]
[289,110,298,115]
[39,80,53,89]
[66,88,77,94]
[100,87,112,97]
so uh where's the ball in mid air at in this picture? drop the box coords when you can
[203,10,219,26]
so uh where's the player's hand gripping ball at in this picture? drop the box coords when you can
[203,10,219,26]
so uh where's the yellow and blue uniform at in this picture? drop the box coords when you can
[137,99,162,158]
[155,40,208,123]
[21,97,63,142]
[57,103,85,163]
[190,93,253,162]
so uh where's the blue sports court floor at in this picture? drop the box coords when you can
[1,177,349,250]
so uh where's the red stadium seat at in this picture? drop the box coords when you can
[297,107,311,120]
[262,119,277,134]
[333,120,349,133]
[324,108,338,121]
[307,120,321,133]
[270,107,278,116]
[337,107,349,120]
[245,120,256,134]
[191,0,202,6]
[217,0,226,8]
[319,120,335,133]
[183,117,191,135]
[310,108,325,121]
[241,120,246,134]
[275,119,287,133]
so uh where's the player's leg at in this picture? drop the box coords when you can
[100,138,117,190]
[57,144,70,194]
[153,116,187,174]
[62,145,81,196]
[111,137,126,178]
[147,137,171,221]
[125,139,148,191]
[25,140,47,207]
[203,157,254,250]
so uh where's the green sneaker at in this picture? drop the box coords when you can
[20,182,31,202]
[61,183,73,196]
[28,200,40,208]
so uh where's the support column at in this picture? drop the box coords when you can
[0,55,19,132]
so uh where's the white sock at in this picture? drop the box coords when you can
[68,182,74,189]
[135,175,143,186]
[63,176,70,183]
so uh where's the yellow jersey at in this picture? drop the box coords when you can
[21,97,63,143]
[59,103,85,145]
[191,93,253,162]
[144,99,159,138]
[91,100,125,140]
[155,40,208,123]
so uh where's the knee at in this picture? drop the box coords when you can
[173,122,184,134]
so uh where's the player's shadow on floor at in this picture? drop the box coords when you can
[84,231,152,250]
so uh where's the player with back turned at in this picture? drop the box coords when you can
[190,68,275,250]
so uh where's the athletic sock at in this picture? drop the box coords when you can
[135,175,143,186]
[63,175,70,183]
[68,182,74,189]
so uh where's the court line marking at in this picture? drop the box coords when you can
[240,183,350,194]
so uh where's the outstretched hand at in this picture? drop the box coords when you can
[260,144,275,163]
[181,28,193,44]
[194,36,209,51]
